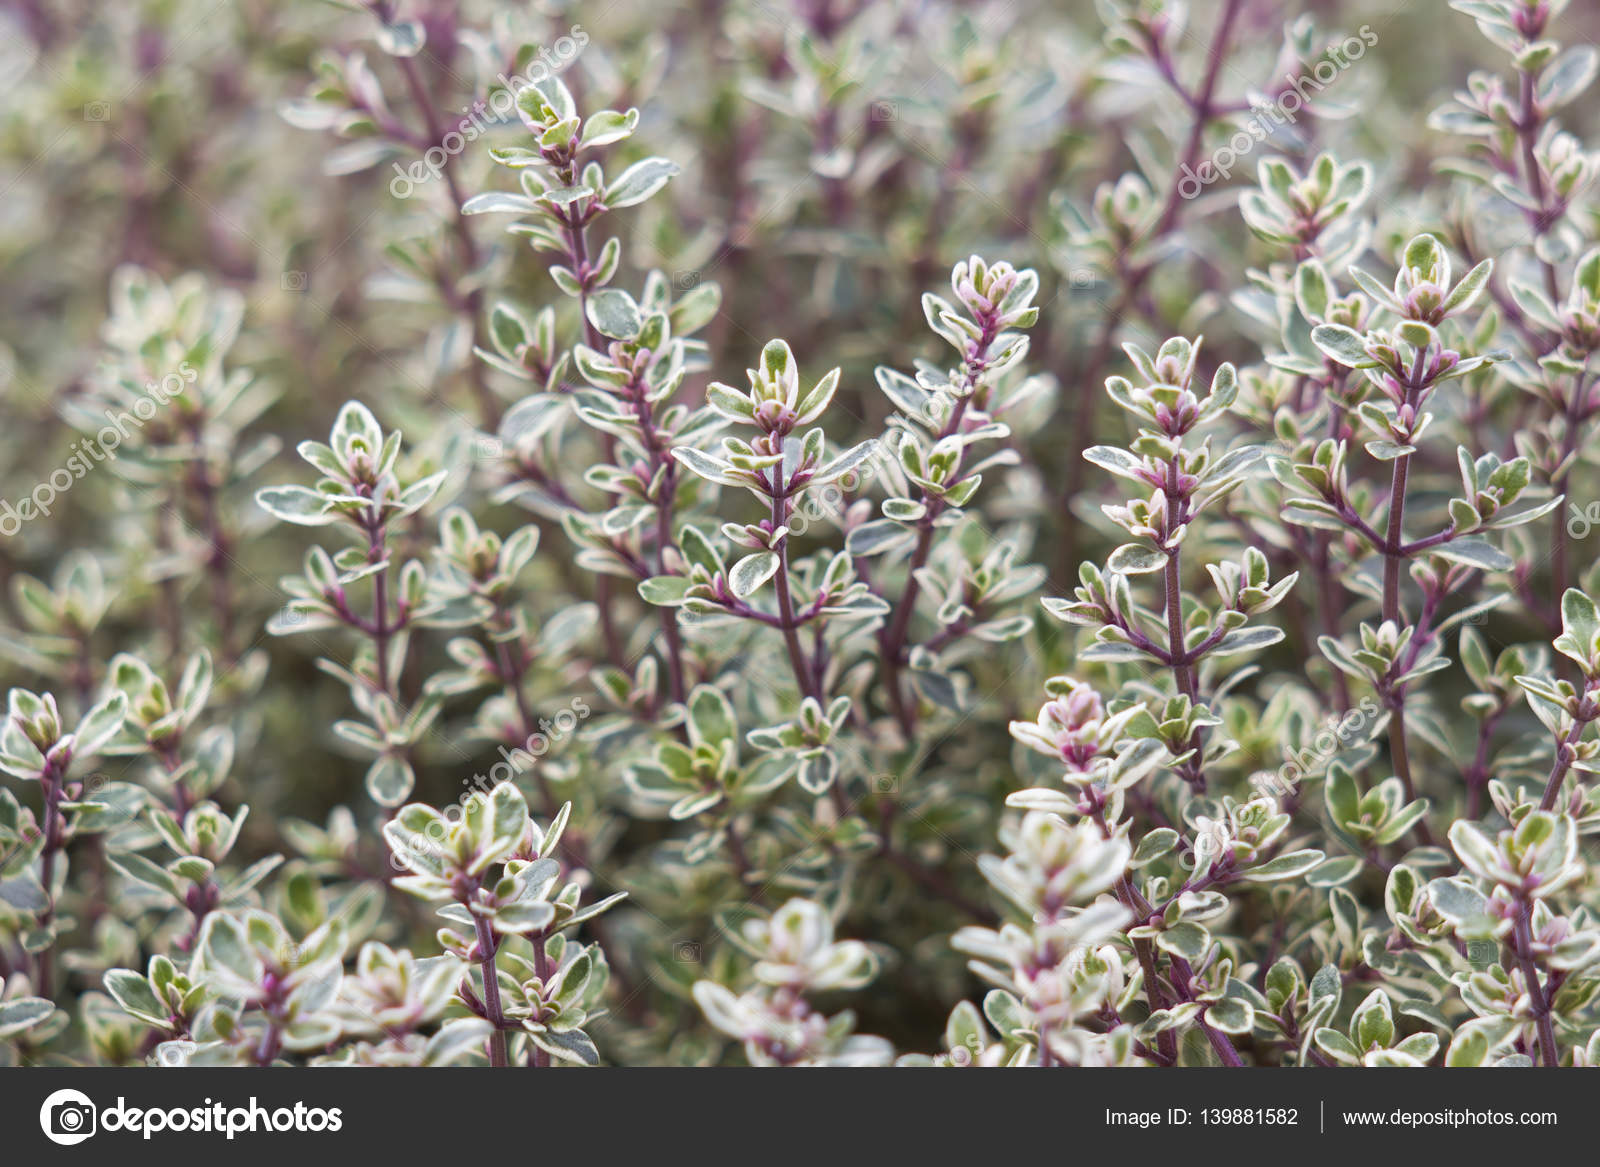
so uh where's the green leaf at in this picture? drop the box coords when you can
[1205,997,1254,1034]
[1426,877,1495,937]
[1445,1025,1489,1067]
[255,486,335,526]
[1538,46,1599,108]
[604,157,679,208]
[1310,324,1373,367]
[1303,856,1362,887]
[1239,849,1325,882]
[672,446,738,486]
[1132,828,1180,867]
[105,969,168,1026]
[423,1018,491,1066]
[1442,259,1493,316]
[1107,543,1166,575]
[1155,921,1210,961]
[107,851,181,899]
[0,997,53,1038]
[198,914,259,984]
[1207,626,1285,658]
[1557,588,1600,668]
[812,440,880,487]
[0,875,47,912]
[846,519,913,556]
[586,289,642,340]
[473,781,528,873]
[729,552,779,598]
[1432,537,1515,573]
[639,576,691,605]
[1309,963,1342,1014]
[1374,798,1430,846]
[542,1027,600,1066]
[365,755,415,808]
[73,692,127,757]
[1314,1027,1362,1064]
[580,108,640,149]
[1083,446,1147,482]
[982,989,1028,1039]
[460,192,537,215]
[687,686,737,747]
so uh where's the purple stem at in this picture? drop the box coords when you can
[471,910,509,1068]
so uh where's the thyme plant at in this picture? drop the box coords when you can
[2,0,1600,1071]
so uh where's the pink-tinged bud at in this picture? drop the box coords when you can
[753,399,795,434]
[345,449,375,484]
[1514,1,1548,38]
[1154,357,1186,386]
[1404,282,1444,322]
[1038,681,1106,770]
[1057,682,1103,727]
[1562,310,1600,352]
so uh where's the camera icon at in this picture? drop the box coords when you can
[1069,269,1096,290]
[673,940,702,963]
[83,102,110,123]
[153,1040,196,1068]
[50,1101,94,1136]
[1467,939,1498,968]
[472,435,503,462]
[871,773,898,794]
[281,271,309,293]
[77,771,137,827]
[673,269,701,292]
[40,1089,96,1145]
[869,100,897,123]
[279,941,311,967]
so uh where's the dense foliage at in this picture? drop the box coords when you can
[3,0,1600,1067]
